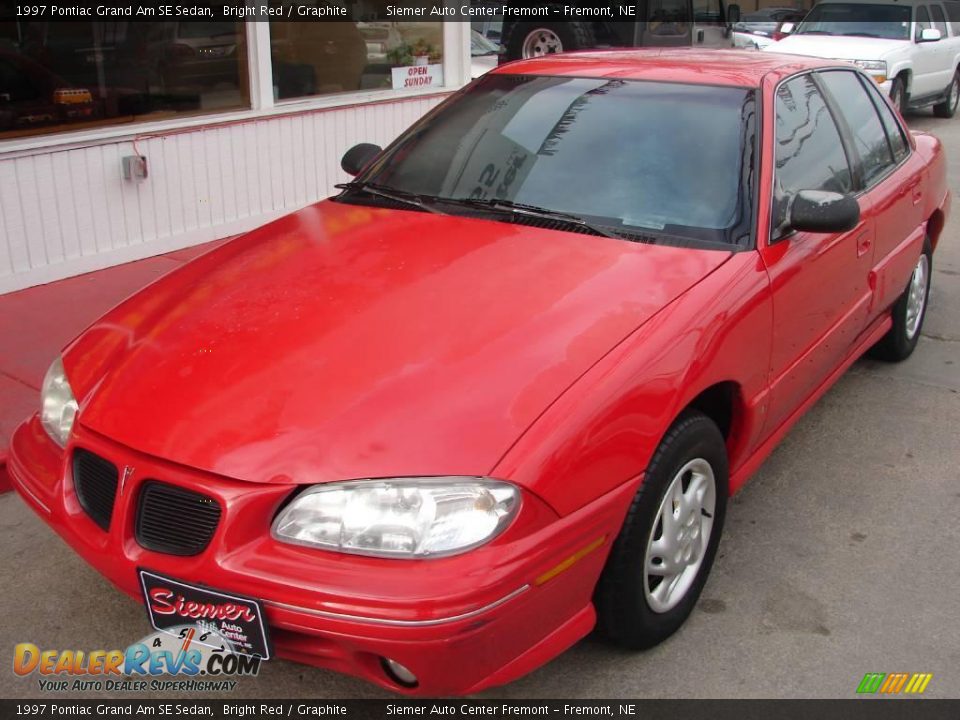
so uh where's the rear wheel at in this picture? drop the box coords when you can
[595,411,728,649]
[870,237,932,362]
[933,70,960,118]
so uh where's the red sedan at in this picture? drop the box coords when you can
[9,50,948,695]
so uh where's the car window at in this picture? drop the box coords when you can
[773,74,852,238]
[818,70,896,188]
[694,0,724,24]
[916,5,932,31]
[859,73,910,162]
[358,74,756,247]
[930,3,950,33]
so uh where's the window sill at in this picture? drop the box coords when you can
[0,84,458,159]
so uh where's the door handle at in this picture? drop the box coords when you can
[856,231,872,258]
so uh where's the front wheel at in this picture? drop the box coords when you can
[890,76,907,116]
[595,411,728,649]
[870,238,932,362]
[933,70,960,118]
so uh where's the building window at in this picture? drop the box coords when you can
[0,20,249,140]
[270,8,444,100]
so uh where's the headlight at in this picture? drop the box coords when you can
[40,357,78,447]
[853,60,888,83]
[272,478,520,558]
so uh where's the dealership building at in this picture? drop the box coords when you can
[0,14,471,293]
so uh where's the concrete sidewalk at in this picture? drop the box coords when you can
[0,239,227,491]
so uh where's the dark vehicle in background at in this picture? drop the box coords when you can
[499,0,742,60]
[733,7,807,38]
[149,22,243,98]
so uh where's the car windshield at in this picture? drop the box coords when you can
[350,74,756,247]
[795,3,912,39]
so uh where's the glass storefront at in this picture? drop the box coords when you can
[0,20,249,139]
[0,11,446,140]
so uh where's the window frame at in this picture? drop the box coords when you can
[768,68,858,243]
[0,21,471,157]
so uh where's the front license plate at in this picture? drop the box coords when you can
[139,569,271,659]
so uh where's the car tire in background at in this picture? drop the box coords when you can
[890,76,908,116]
[933,69,960,118]
[504,22,595,61]
[870,237,933,362]
[595,410,728,649]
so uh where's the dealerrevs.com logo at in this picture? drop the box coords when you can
[13,624,261,693]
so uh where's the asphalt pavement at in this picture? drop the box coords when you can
[0,112,957,701]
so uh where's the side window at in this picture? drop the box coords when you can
[818,70,896,187]
[773,75,853,237]
[916,5,932,36]
[860,74,910,163]
[694,0,724,25]
[944,0,960,35]
[930,4,949,34]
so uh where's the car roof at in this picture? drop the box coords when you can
[493,49,847,89]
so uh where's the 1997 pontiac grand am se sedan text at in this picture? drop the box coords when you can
[9,50,948,695]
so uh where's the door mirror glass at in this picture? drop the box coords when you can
[918,27,942,42]
[341,143,382,177]
[789,190,860,234]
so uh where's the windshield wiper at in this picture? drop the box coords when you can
[797,30,835,35]
[335,181,445,214]
[845,31,880,37]
[448,197,623,239]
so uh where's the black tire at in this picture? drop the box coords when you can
[933,70,960,118]
[504,22,595,61]
[595,411,728,650]
[869,237,933,362]
[890,76,908,116]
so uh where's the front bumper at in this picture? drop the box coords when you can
[9,416,635,694]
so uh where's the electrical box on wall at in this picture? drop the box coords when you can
[122,155,148,182]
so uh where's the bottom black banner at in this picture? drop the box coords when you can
[2,699,959,720]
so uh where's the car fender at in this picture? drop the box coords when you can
[491,252,773,517]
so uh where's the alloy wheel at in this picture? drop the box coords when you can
[905,254,930,340]
[643,458,717,613]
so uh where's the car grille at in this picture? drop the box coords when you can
[136,481,222,556]
[72,449,119,531]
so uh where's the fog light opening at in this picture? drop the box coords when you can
[381,657,419,688]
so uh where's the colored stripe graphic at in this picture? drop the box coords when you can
[857,672,932,694]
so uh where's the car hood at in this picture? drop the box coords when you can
[769,34,908,60]
[66,200,731,485]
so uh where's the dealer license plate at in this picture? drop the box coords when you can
[138,569,271,659]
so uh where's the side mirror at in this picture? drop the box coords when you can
[788,190,860,233]
[779,21,795,35]
[727,3,741,24]
[918,27,942,42]
[341,143,382,177]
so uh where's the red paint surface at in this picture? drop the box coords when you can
[8,51,950,694]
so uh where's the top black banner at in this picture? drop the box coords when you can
[2,1,648,23]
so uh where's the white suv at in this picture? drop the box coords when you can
[766,0,960,118]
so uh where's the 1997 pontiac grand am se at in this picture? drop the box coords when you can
[9,50,949,694]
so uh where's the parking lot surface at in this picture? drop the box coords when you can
[1,113,957,700]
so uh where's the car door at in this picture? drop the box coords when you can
[759,72,876,436]
[820,69,930,320]
[913,5,944,96]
